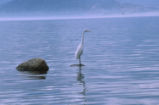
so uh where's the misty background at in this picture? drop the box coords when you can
[0,0,159,18]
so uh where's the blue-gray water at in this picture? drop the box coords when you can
[0,17,159,105]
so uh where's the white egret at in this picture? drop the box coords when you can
[75,30,90,66]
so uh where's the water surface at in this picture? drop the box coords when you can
[0,17,159,105]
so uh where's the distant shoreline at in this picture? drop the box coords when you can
[0,13,159,21]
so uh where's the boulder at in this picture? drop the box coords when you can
[16,58,49,74]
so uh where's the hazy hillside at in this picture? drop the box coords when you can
[0,0,120,16]
[0,0,158,17]
[120,0,159,8]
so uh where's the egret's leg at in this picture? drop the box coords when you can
[79,57,81,65]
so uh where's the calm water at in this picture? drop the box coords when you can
[0,17,159,105]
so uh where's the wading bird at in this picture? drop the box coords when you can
[75,30,90,66]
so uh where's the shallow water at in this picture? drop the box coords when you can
[0,17,159,105]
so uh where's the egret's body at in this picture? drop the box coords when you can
[75,30,90,65]
[75,42,83,59]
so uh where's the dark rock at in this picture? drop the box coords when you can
[16,58,49,74]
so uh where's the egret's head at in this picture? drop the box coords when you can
[84,30,91,32]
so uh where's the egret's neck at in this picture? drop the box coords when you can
[81,31,85,45]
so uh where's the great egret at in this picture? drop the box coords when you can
[75,30,90,66]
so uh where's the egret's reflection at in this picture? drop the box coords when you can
[76,66,87,104]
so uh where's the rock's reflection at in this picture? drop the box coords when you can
[27,75,46,80]
[18,70,47,80]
